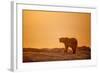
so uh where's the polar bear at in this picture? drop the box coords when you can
[59,37,78,54]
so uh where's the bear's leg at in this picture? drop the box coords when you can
[72,46,76,54]
[65,45,68,54]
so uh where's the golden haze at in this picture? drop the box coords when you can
[23,10,91,48]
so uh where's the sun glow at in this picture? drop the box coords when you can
[23,10,91,48]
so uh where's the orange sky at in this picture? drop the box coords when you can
[23,10,91,48]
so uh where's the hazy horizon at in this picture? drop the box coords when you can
[23,10,91,48]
